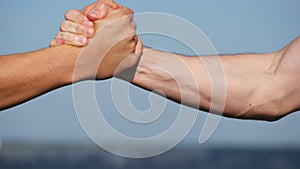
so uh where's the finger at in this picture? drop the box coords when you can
[60,20,95,37]
[65,9,94,27]
[56,32,88,47]
[98,0,122,10]
[94,7,134,30]
[87,2,112,21]
[49,38,65,47]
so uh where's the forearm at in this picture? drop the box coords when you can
[132,47,294,121]
[0,45,80,110]
[132,48,212,110]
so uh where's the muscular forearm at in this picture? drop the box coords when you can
[132,48,211,110]
[132,47,297,121]
[0,45,80,110]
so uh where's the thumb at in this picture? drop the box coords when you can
[100,0,122,9]
[86,2,113,21]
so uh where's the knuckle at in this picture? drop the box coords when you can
[124,7,134,15]
[118,7,133,17]
[124,16,132,24]
[129,14,134,21]
[131,21,137,30]
[127,24,137,36]
[123,15,132,24]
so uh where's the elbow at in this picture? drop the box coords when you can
[224,92,287,122]
[246,105,286,122]
[237,94,289,122]
[225,105,283,122]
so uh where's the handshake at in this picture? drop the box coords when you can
[1,0,300,121]
[50,0,144,81]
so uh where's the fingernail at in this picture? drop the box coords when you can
[90,9,99,17]
[56,38,65,44]
[76,36,87,44]
[85,28,94,36]
[83,20,93,27]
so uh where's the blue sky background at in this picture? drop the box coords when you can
[0,0,300,148]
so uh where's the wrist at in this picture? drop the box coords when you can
[42,45,81,85]
[132,48,192,101]
[132,47,171,86]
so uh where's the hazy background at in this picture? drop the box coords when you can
[0,0,300,149]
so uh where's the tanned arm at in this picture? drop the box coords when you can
[0,3,141,110]
[0,45,79,110]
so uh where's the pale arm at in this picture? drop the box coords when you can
[132,38,300,121]
[50,5,300,121]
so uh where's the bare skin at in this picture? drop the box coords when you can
[50,0,122,47]
[0,1,142,110]
[56,6,300,121]
[131,45,299,121]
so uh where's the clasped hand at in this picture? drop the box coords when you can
[50,0,143,81]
